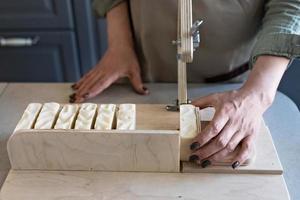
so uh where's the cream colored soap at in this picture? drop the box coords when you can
[34,102,60,129]
[180,104,200,161]
[116,104,136,130]
[54,104,79,129]
[14,103,42,132]
[74,103,97,130]
[94,104,116,130]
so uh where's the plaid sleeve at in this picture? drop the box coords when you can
[250,0,300,68]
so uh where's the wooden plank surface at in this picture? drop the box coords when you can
[182,120,283,174]
[0,170,290,200]
[136,104,179,130]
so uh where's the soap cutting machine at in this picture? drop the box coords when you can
[4,0,282,175]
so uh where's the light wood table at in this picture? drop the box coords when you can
[0,83,292,200]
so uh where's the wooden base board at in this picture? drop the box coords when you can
[182,120,283,174]
[0,170,290,200]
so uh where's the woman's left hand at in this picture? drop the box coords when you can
[189,89,269,169]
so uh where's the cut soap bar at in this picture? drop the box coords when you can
[180,104,200,161]
[116,104,136,130]
[54,104,79,129]
[34,102,60,129]
[74,103,97,129]
[94,104,116,130]
[14,103,42,131]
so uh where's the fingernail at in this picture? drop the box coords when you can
[190,142,200,151]
[142,86,149,94]
[189,155,200,163]
[69,98,75,103]
[69,93,76,99]
[232,161,240,169]
[143,86,148,91]
[83,93,89,98]
[201,160,211,168]
[71,84,78,90]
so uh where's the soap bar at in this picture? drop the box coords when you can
[180,104,200,161]
[74,103,97,130]
[54,104,79,129]
[34,102,60,129]
[116,104,136,130]
[14,103,42,131]
[94,104,116,130]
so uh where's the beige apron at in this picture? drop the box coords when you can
[129,0,265,83]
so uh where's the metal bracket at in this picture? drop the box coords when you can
[191,20,203,51]
[166,99,192,112]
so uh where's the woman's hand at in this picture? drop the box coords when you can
[69,1,148,103]
[70,46,148,103]
[189,55,290,169]
[190,89,267,168]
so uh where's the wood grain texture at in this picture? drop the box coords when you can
[179,0,193,62]
[0,170,290,200]
[7,129,180,172]
[136,104,179,130]
[182,120,283,174]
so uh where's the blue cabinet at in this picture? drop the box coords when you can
[0,0,98,82]
[0,0,73,29]
[0,32,80,82]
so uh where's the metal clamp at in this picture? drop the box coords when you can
[0,36,40,47]
[166,99,192,112]
[191,20,203,51]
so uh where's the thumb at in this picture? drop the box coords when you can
[192,93,217,109]
[128,71,149,95]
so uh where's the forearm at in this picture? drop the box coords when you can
[240,55,289,110]
[106,2,134,50]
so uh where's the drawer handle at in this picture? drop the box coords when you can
[0,36,40,47]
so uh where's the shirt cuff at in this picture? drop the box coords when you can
[250,33,300,68]
[93,0,125,18]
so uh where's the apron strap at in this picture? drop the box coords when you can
[204,63,250,83]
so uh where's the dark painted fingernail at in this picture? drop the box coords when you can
[69,93,76,99]
[69,98,75,103]
[143,86,148,91]
[189,155,200,163]
[71,84,78,90]
[190,142,200,151]
[232,161,240,169]
[83,93,89,98]
[201,160,211,168]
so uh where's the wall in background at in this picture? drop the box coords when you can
[278,59,300,109]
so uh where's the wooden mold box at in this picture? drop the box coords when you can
[7,104,180,172]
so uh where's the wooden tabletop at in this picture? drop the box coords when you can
[0,83,291,200]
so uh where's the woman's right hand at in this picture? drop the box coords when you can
[70,45,149,103]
